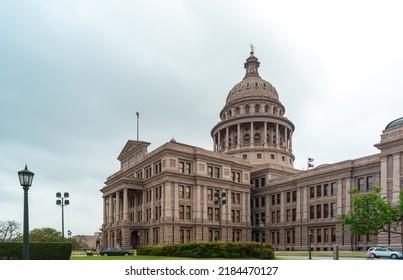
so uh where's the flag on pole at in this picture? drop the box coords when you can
[307,157,314,169]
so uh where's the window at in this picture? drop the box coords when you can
[310,205,315,219]
[214,167,220,178]
[153,161,162,175]
[292,190,297,202]
[286,192,291,203]
[292,208,297,221]
[254,197,260,208]
[331,228,336,242]
[271,195,276,205]
[260,177,265,187]
[264,104,269,113]
[207,207,213,221]
[261,197,265,207]
[185,206,191,220]
[316,204,322,219]
[323,184,329,196]
[358,178,364,191]
[207,166,213,177]
[242,154,248,160]
[232,171,241,182]
[271,154,275,160]
[185,186,191,199]
[179,205,184,220]
[331,203,336,217]
[255,104,260,113]
[179,185,184,198]
[324,228,329,243]
[310,187,315,198]
[317,229,322,243]
[324,203,329,218]
[245,104,250,114]
[316,185,322,197]
[208,188,213,201]
[236,107,240,116]
[236,210,241,223]
[145,165,152,179]
[214,208,219,221]
[244,134,250,145]
[179,160,192,174]
[254,133,261,144]
[331,182,337,195]
[257,153,262,159]
[286,209,291,222]
[367,176,373,190]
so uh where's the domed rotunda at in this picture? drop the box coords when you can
[211,48,295,168]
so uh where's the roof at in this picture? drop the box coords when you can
[385,117,403,130]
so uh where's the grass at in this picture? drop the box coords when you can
[70,250,366,260]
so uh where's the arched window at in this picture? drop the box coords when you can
[236,107,241,116]
[254,133,261,144]
[264,104,269,113]
[228,110,232,117]
[244,134,250,145]
[245,104,250,114]
[255,104,260,113]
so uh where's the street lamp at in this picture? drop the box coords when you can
[56,192,69,241]
[67,230,72,239]
[308,229,312,260]
[259,221,265,259]
[214,190,226,241]
[18,164,35,260]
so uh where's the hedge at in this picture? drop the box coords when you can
[0,242,72,260]
[137,242,274,259]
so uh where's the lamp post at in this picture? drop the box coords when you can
[214,190,226,241]
[259,221,264,259]
[56,192,69,241]
[308,229,312,260]
[18,164,35,260]
[67,230,72,239]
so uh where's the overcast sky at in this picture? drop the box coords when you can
[1,0,403,236]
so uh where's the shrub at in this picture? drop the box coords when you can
[137,242,274,259]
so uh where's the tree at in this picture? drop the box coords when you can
[0,220,21,242]
[15,227,63,242]
[340,186,403,236]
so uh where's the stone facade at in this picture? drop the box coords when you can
[100,50,403,251]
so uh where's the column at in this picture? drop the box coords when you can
[276,123,279,148]
[225,127,229,152]
[115,191,120,222]
[250,121,254,147]
[263,122,267,147]
[108,195,113,224]
[237,124,240,148]
[103,197,107,224]
[164,182,172,222]
[123,188,128,222]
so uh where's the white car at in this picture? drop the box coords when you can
[367,247,403,259]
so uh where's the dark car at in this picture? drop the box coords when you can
[99,247,133,256]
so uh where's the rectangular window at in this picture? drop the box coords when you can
[185,206,191,220]
[276,194,280,204]
[231,210,235,222]
[207,188,213,201]
[271,195,276,205]
[286,192,291,203]
[367,176,373,190]
[271,211,275,224]
[254,197,260,208]
[236,210,241,223]
[317,229,322,243]
[214,208,219,221]
[236,193,241,205]
[310,205,315,219]
[179,205,184,220]
[358,177,364,191]
[331,182,337,196]
[260,177,265,187]
[324,228,329,243]
[292,208,297,221]
[331,203,336,217]
[310,187,315,198]
[185,186,191,199]
[214,167,220,178]
[292,190,297,202]
[261,196,265,207]
[207,207,213,221]
[207,166,213,177]
[316,204,322,219]
[323,184,329,196]
[179,185,184,198]
[276,210,280,223]
[286,209,291,222]
[316,185,322,197]
[331,228,336,242]
[324,203,329,218]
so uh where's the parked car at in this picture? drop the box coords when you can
[367,247,403,259]
[99,247,133,256]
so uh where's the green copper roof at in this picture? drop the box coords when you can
[385,117,403,130]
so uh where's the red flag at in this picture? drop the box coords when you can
[136,112,139,118]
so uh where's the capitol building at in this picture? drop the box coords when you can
[100,49,403,251]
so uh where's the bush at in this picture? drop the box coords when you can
[137,242,274,259]
[0,242,72,260]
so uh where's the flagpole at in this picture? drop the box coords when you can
[136,112,139,141]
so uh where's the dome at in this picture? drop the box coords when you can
[385,117,403,130]
[225,52,279,106]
